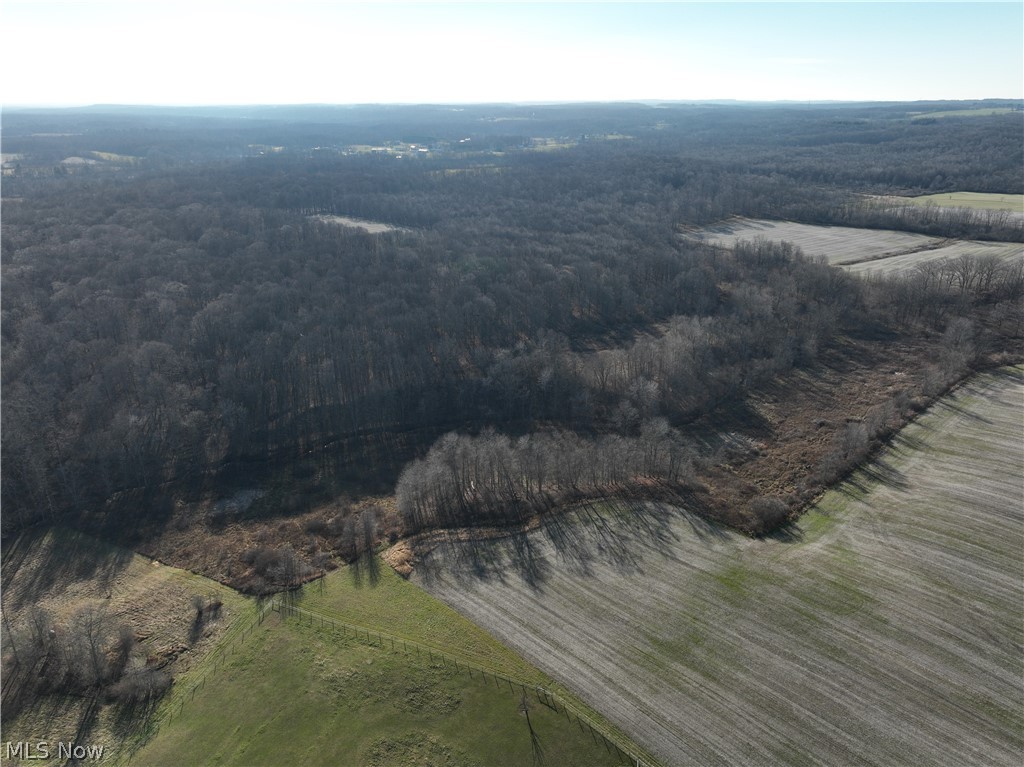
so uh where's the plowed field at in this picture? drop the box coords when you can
[414,368,1024,766]
[844,239,1024,275]
[687,218,1024,272]
[688,219,939,264]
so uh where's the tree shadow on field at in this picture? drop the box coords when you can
[416,499,733,593]
[766,523,804,543]
[839,456,909,500]
[892,430,929,453]
[1,528,134,613]
[989,366,1024,386]
[932,395,994,424]
[109,690,166,743]
[351,548,381,588]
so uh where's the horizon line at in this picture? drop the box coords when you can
[5,97,1023,110]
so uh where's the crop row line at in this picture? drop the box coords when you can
[273,598,661,767]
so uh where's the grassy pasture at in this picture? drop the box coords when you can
[415,368,1024,766]
[131,562,632,767]
[4,530,641,766]
[293,561,549,681]
[870,191,1024,218]
[903,191,1024,213]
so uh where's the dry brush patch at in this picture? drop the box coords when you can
[1,528,248,762]
[413,367,1024,767]
[134,495,401,594]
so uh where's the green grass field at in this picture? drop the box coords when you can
[132,564,633,767]
[905,191,1024,212]
[3,531,643,766]
[294,562,552,681]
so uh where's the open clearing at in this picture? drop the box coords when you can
[870,192,1024,223]
[131,562,632,767]
[687,219,941,264]
[901,192,1024,213]
[414,367,1024,766]
[689,217,1024,270]
[310,214,402,234]
[4,531,640,766]
[844,239,1024,276]
[1,528,250,766]
[89,150,141,164]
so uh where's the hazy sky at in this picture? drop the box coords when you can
[3,1,1022,106]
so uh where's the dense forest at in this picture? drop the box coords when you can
[2,102,1022,576]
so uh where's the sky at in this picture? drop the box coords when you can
[2,1,1022,106]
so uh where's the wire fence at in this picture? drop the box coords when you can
[113,594,659,767]
[115,600,273,766]
[272,598,659,767]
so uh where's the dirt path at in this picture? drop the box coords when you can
[413,368,1024,766]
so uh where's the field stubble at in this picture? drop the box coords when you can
[414,367,1024,766]
[688,218,1024,271]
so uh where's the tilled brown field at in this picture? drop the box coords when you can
[413,367,1024,766]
